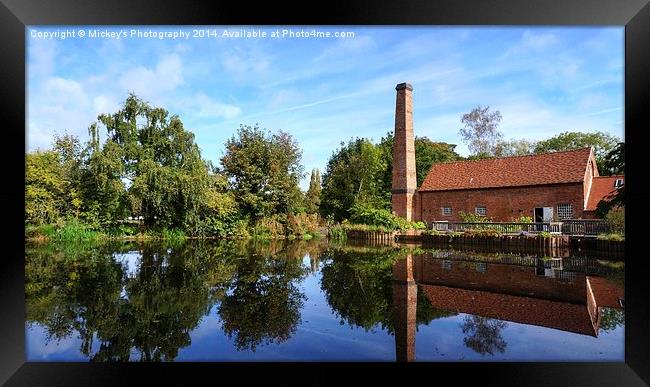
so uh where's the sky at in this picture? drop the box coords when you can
[26,26,624,190]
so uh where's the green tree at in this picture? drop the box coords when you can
[88,94,211,229]
[305,169,321,214]
[378,133,461,188]
[320,138,387,221]
[25,150,66,224]
[220,124,304,221]
[493,139,537,157]
[458,105,503,156]
[534,131,620,173]
[218,246,308,351]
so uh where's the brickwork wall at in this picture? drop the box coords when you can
[417,183,586,222]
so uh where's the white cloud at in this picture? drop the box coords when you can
[118,54,184,99]
[220,47,270,82]
[195,92,242,119]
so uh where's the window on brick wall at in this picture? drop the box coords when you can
[475,206,487,216]
[615,178,624,188]
[557,204,574,220]
[442,207,452,216]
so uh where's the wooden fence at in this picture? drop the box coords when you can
[430,220,608,236]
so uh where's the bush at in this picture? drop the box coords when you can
[458,211,492,223]
[604,206,624,235]
[463,229,501,237]
[597,233,624,241]
[349,203,426,231]
[515,215,533,223]
[286,213,319,238]
[539,231,551,238]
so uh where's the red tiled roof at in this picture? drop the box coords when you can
[585,176,624,211]
[419,147,593,192]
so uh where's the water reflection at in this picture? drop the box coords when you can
[25,240,624,361]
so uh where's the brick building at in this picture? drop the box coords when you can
[391,82,624,223]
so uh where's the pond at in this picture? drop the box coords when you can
[25,239,625,362]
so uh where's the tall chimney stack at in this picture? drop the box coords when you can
[392,82,417,221]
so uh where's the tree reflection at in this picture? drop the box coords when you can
[320,246,455,333]
[26,240,238,361]
[218,243,309,351]
[460,315,508,356]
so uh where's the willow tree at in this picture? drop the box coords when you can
[90,94,211,229]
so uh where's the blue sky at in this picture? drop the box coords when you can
[27,26,624,189]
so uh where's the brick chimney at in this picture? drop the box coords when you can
[392,82,417,221]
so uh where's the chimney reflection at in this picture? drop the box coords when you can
[392,253,417,362]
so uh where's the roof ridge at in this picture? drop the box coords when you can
[433,147,593,166]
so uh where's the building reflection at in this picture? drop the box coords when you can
[391,253,624,362]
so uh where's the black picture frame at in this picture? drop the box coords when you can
[1,0,648,385]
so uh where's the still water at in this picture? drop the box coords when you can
[25,239,624,361]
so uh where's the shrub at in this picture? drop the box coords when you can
[515,215,533,223]
[349,203,426,231]
[604,206,624,235]
[458,211,492,223]
[597,233,624,241]
[464,229,501,237]
[539,231,551,238]
[286,212,319,238]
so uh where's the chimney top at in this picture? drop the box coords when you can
[395,82,413,91]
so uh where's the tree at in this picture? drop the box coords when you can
[493,139,537,157]
[458,105,503,156]
[25,151,66,224]
[305,169,321,214]
[88,94,211,229]
[596,143,625,218]
[220,124,304,221]
[534,131,620,173]
[320,138,387,221]
[378,133,461,188]
[461,316,508,356]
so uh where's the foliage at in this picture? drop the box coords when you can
[221,124,304,221]
[533,131,620,173]
[458,211,492,223]
[461,316,508,356]
[328,224,348,242]
[377,133,461,187]
[458,105,503,156]
[349,203,425,231]
[320,138,389,221]
[596,143,624,216]
[515,215,533,223]
[601,142,624,176]
[463,229,502,237]
[539,231,551,238]
[320,247,455,332]
[598,308,625,332]
[596,233,624,242]
[286,212,319,238]
[305,169,322,214]
[603,206,624,235]
[493,139,537,157]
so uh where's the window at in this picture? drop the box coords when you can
[615,178,624,188]
[441,207,452,216]
[442,260,452,270]
[557,204,574,220]
[475,206,487,216]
